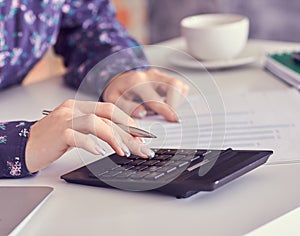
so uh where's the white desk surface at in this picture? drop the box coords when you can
[247,206,300,235]
[1,39,300,236]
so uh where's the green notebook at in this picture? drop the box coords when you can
[265,52,300,89]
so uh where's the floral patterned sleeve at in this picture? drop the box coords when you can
[54,0,149,97]
[0,121,36,178]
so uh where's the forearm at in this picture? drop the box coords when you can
[54,0,149,97]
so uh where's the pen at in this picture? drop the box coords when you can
[42,110,157,138]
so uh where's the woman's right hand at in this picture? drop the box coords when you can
[25,99,154,173]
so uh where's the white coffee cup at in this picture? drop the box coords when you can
[181,14,249,61]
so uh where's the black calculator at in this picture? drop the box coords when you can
[61,148,272,198]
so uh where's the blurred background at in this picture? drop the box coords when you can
[24,0,300,84]
[113,0,300,44]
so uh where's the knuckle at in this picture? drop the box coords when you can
[86,113,97,123]
[169,79,183,88]
[130,71,146,83]
[62,99,75,108]
[60,107,72,117]
[52,107,72,123]
[103,102,117,116]
[101,118,113,126]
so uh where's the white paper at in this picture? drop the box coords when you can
[137,89,300,164]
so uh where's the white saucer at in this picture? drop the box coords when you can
[168,43,263,70]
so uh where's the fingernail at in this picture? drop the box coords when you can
[140,145,155,158]
[138,110,147,118]
[173,112,180,123]
[115,135,130,157]
[121,143,131,157]
[95,146,106,156]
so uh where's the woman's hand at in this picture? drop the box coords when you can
[102,68,189,122]
[25,99,154,173]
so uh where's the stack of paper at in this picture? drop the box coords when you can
[265,52,300,89]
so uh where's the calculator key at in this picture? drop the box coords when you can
[99,173,114,179]
[173,160,189,168]
[110,156,133,165]
[114,171,136,179]
[144,172,165,180]
[142,160,160,166]
[196,150,207,156]
[157,166,177,174]
[190,155,203,162]
[166,166,177,173]
[130,171,151,179]
[145,166,161,172]
[171,154,186,161]
[174,155,195,162]
[202,150,212,156]
[155,149,168,154]
[111,170,123,177]
[102,170,123,177]
[187,159,210,172]
[94,170,109,177]
[154,154,172,161]
[126,154,140,159]
[131,159,147,165]
[131,165,149,171]
[177,149,197,155]
[114,165,134,171]
[164,149,179,155]
[156,160,173,166]
[110,165,122,170]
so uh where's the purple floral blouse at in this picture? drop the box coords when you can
[0,0,148,178]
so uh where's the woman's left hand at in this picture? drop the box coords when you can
[102,68,189,122]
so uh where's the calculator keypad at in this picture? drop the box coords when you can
[88,149,217,183]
